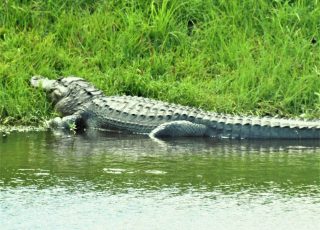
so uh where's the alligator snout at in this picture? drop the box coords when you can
[30,76,56,90]
[30,76,45,87]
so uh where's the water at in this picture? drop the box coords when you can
[0,131,320,230]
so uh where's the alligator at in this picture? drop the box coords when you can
[30,76,320,139]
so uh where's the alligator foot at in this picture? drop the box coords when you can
[46,114,83,133]
[149,121,208,138]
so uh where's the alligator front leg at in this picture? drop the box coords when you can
[149,121,208,138]
[47,114,83,132]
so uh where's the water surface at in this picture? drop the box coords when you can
[1,132,320,230]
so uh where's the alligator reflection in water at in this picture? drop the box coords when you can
[1,131,319,193]
[49,131,320,155]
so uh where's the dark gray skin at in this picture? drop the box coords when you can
[30,76,320,139]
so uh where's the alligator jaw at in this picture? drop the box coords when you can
[30,76,56,91]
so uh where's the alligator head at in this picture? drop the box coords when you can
[30,76,101,116]
[31,76,72,103]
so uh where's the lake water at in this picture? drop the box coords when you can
[0,131,320,230]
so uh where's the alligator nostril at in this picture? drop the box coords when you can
[31,75,41,80]
[30,75,45,87]
[30,77,37,86]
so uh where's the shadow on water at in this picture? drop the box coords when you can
[1,131,319,194]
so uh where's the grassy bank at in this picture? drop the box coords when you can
[1,0,320,125]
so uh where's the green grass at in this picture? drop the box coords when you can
[1,0,320,125]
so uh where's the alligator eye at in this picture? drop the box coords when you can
[57,77,63,82]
